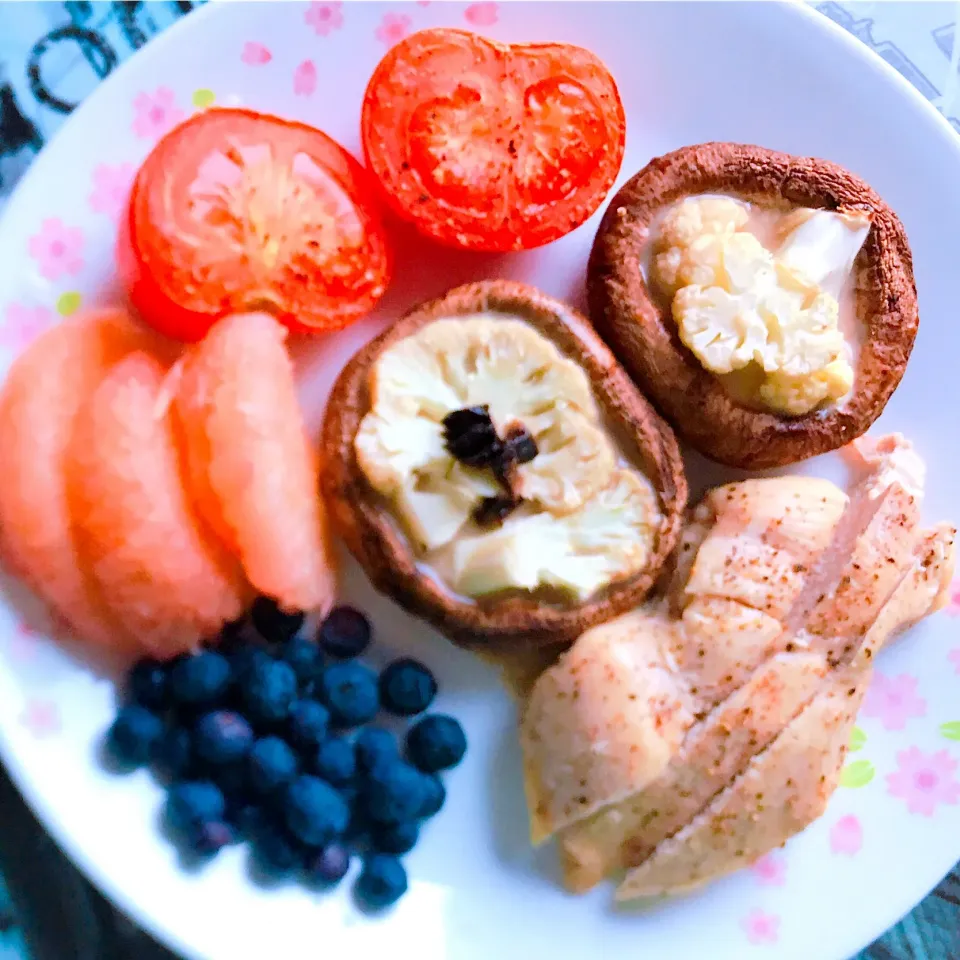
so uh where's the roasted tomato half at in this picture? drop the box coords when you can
[119,108,392,341]
[361,29,626,253]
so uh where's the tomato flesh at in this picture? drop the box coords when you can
[119,109,392,342]
[361,29,626,252]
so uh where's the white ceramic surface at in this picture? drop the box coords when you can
[0,3,959,959]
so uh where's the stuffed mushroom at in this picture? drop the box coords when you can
[587,142,918,469]
[321,281,687,648]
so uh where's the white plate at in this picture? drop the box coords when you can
[0,2,958,959]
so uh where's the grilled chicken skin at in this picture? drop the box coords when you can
[520,434,955,899]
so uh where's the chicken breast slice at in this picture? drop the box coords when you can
[685,477,847,619]
[668,597,782,704]
[616,522,954,900]
[556,650,826,892]
[849,523,956,668]
[803,482,920,653]
[616,666,863,899]
[519,433,955,900]
[522,612,693,843]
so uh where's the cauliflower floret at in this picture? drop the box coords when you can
[419,318,598,426]
[656,201,856,416]
[760,287,844,376]
[658,196,749,246]
[674,286,772,374]
[355,408,448,495]
[676,278,846,386]
[718,232,776,293]
[518,410,616,515]
[776,209,872,297]
[652,197,750,295]
[356,317,616,522]
[452,470,659,600]
[759,356,854,416]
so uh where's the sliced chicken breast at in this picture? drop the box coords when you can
[519,434,956,901]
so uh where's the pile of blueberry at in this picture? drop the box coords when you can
[104,598,467,909]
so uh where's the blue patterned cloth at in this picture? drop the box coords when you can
[0,3,958,958]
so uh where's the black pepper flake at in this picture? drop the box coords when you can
[442,406,502,467]
[503,422,539,464]
[444,406,541,510]
[472,496,519,528]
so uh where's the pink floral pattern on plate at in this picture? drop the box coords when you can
[28,219,84,281]
[887,747,960,815]
[20,699,60,738]
[132,87,185,139]
[294,60,318,97]
[305,2,343,36]
[742,910,780,946]
[375,12,412,45]
[241,42,272,65]
[861,672,926,731]
[949,647,960,674]
[750,852,786,887]
[1,303,53,351]
[945,578,960,614]
[89,162,136,219]
[465,2,499,26]
[830,814,863,855]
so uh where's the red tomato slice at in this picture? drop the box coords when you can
[361,29,626,253]
[118,108,392,341]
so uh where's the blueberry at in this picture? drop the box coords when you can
[195,710,254,766]
[166,781,225,833]
[241,659,298,725]
[226,642,272,684]
[362,761,427,825]
[251,596,304,644]
[170,652,232,707]
[319,662,379,728]
[354,727,398,776]
[406,715,467,773]
[188,820,236,856]
[288,700,330,752]
[280,636,323,687]
[356,854,408,908]
[378,658,437,717]
[314,737,355,785]
[251,820,300,875]
[213,617,247,649]
[417,773,446,819]
[232,803,268,838]
[338,784,359,811]
[370,820,418,855]
[317,607,371,659]
[127,659,170,711]
[211,761,248,809]
[106,705,164,768]
[305,843,351,886]
[248,736,299,795]
[344,797,371,842]
[284,775,350,846]
[152,725,195,780]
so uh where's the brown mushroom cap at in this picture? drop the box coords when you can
[587,142,918,470]
[321,280,687,649]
